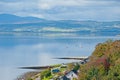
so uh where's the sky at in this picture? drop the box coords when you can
[0,0,120,21]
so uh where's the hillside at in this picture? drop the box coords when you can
[0,14,45,24]
[16,71,40,80]
[79,40,120,80]
[0,14,120,37]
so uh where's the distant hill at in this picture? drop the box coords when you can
[0,14,120,37]
[0,14,45,24]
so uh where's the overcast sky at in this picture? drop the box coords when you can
[0,0,120,21]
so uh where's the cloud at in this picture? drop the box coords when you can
[0,0,120,21]
[39,3,51,10]
[88,0,119,1]
[38,0,120,9]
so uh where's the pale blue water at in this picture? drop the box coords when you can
[0,35,120,80]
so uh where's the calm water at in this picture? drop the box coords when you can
[0,36,120,80]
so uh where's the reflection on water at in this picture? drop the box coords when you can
[0,36,120,80]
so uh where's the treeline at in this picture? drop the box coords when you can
[78,40,120,80]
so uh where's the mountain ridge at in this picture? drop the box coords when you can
[0,14,45,24]
[0,14,120,24]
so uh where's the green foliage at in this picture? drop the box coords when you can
[27,78,33,80]
[67,63,74,70]
[78,40,120,80]
[73,78,77,80]
[109,51,120,64]
[73,63,80,71]
[40,69,51,79]
[87,67,99,80]
[107,64,120,80]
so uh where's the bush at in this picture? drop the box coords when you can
[40,69,51,79]
[78,40,120,80]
